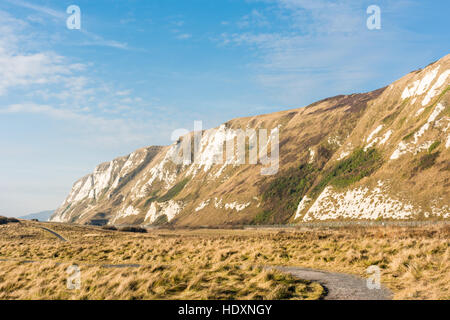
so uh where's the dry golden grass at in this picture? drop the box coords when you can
[0,221,448,300]
[0,222,323,300]
[0,261,323,300]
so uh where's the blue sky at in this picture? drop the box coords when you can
[0,0,449,216]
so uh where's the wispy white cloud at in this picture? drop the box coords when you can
[219,0,426,106]
[77,30,129,49]
[116,90,132,96]
[0,11,83,95]
[0,103,162,146]
[0,51,85,96]
[5,0,129,50]
[0,9,160,147]
[120,18,136,25]
[176,33,192,40]
[237,9,270,28]
[0,9,137,118]
[171,19,185,27]
[0,10,27,53]
[6,0,65,19]
[0,102,124,129]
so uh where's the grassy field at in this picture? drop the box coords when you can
[0,221,448,300]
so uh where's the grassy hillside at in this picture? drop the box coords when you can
[51,55,450,227]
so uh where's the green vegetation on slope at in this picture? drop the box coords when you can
[152,214,169,226]
[158,178,190,202]
[143,190,160,208]
[413,151,440,173]
[253,210,273,225]
[311,148,383,198]
[382,98,409,125]
[428,141,441,153]
[258,164,319,224]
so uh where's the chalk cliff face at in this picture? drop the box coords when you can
[51,55,450,226]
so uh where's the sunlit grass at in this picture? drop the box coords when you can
[0,221,448,300]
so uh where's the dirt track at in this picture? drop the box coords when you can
[269,266,392,300]
[38,227,68,241]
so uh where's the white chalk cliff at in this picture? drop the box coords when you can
[52,55,450,226]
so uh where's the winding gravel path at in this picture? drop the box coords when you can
[38,227,67,242]
[269,266,392,300]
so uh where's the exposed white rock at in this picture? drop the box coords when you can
[364,126,392,151]
[402,80,420,100]
[431,205,450,219]
[391,103,445,159]
[428,102,446,123]
[364,125,386,151]
[145,202,158,223]
[366,125,383,143]
[51,211,67,223]
[214,197,223,209]
[308,148,315,164]
[186,124,263,178]
[162,201,184,221]
[364,141,377,151]
[144,145,177,190]
[195,199,210,212]
[303,183,418,222]
[111,205,140,224]
[294,196,312,220]
[121,205,140,218]
[188,125,229,175]
[224,201,250,212]
[74,176,95,202]
[130,178,145,201]
[422,69,450,106]
[111,152,145,189]
[214,164,227,178]
[435,117,450,132]
[253,196,261,208]
[327,135,342,146]
[416,67,440,95]
[55,149,153,215]
[401,66,440,100]
[211,127,258,178]
[198,126,226,172]
[379,130,393,145]
[414,141,433,155]
[415,107,425,116]
[337,151,350,161]
[390,141,407,160]
[144,200,184,223]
